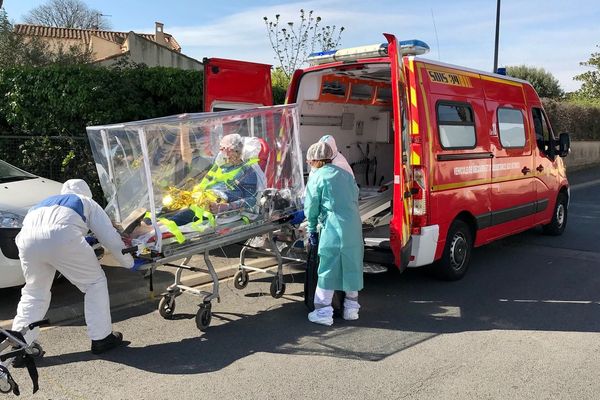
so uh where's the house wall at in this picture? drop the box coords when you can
[121,33,202,70]
[90,36,121,60]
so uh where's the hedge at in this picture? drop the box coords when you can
[0,65,203,202]
[542,98,600,141]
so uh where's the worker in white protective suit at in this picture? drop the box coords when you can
[11,179,135,358]
[304,142,363,326]
[319,135,355,178]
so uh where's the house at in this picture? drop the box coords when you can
[14,22,202,70]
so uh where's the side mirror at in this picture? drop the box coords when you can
[557,132,570,157]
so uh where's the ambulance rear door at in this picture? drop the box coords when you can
[203,58,273,112]
[384,33,412,270]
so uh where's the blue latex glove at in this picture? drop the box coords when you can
[290,210,305,225]
[85,236,99,246]
[131,258,149,272]
[308,232,318,247]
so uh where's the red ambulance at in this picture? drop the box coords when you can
[203,33,571,280]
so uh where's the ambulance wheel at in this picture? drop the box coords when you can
[270,277,286,298]
[196,303,212,331]
[437,219,472,281]
[233,270,249,290]
[158,295,176,319]
[543,192,568,236]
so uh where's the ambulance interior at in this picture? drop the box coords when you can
[295,63,397,237]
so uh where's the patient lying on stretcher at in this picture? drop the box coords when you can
[130,133,266,243]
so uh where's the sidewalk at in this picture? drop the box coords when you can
[0,247,278,329]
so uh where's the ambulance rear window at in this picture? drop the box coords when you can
[436,102,476,149]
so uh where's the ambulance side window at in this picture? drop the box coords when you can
[531,107,553,155]
[497,108,526,148]
[436,102,476,149]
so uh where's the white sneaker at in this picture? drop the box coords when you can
[308,310,333,326]
[343,308,359,321]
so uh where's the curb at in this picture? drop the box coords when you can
[0,257,278,330]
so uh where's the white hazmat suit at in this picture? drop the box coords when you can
[12,179,134,344]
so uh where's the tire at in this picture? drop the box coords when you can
[543,192,568,236]
[233,270,249,290]
[270,277,286,298]
[436,219,473,281]
[195,303,212,331]
[158,296,175,319]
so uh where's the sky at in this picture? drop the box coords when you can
[3,0,599,92]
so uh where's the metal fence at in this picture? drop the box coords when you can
[0,135,91,182]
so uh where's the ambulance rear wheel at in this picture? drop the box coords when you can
[543,192,568,236]
[437,219,472,281]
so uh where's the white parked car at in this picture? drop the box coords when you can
[0,160,63,288]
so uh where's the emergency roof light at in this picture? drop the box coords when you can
[307,39,430,66]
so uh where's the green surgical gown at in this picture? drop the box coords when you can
[304,164,364,291]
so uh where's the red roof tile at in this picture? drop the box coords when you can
[14,24,181,52]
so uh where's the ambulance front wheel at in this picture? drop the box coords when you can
[543,192,568,236]
[437,219,473,281]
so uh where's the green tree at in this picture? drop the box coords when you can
[574,45,600,99]
[0,8,92,67]
[506,65,564,99]
[264,9,344,79]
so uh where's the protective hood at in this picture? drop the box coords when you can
[319,135,338,155]
[61,179,93,199]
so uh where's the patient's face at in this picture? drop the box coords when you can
[220,146,242,165]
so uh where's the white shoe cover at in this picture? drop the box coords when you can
[308,310,333,326]
[343,308,359,321]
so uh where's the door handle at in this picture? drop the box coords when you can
[521,166,531,175]
[536,165,544,173]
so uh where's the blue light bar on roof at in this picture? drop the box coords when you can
[307,39,430,65]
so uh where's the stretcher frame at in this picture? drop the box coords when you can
[135,219,294,331]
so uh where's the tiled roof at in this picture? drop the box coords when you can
[14,24,181,52]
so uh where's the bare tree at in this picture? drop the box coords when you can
[264,9,344,79]
[24,0,111,30]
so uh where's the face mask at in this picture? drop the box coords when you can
[214,152,227,166]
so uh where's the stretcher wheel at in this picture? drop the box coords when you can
[270,277,286,299]
[196,303,212,331]
[30,342,45,358]
[158,295,176,319]
[233,270,249,289]
[0,379,13,394]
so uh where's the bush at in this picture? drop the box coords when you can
[542,98,600,141]
[0,64,203,202]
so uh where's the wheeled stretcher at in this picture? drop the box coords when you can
[0,320,48,396]
[87,105,305,331]
[123,218,297,331]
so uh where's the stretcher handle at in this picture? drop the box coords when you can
[122,246,139,255]
[27,319,50,330]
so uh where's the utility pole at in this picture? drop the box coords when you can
[493,0,501,73]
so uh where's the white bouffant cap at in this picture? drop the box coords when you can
[220,133,244,152]
[306,142,334,161]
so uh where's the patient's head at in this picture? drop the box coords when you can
[219,133,244,165]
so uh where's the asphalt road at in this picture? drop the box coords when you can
[3,166,600,399]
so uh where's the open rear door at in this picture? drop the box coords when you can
[203,58,273,112]
[384,33,412,270]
